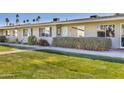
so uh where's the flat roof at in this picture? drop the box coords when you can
[1,14,124,29]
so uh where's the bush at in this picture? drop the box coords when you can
[38,39,49,46]
[28,36,37,45]
[52,37,112,51]
[0,36,7,42]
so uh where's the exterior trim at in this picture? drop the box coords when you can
[1,15,124,30]
[120,23,124,48]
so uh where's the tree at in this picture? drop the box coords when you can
[5,18,9,26]
[16,19,19,25]
[33,19,35,23]
[16,14,19,25]
[36,18,39,22]
[16,14,19,18]
[36,16,41,23]
[26,19,29,23]
[23,20,26,23]
[37,16,41,19]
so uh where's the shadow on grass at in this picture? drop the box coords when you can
[36,49,124,64]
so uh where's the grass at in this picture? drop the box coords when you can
[0,45,16,52]
[0,49,124,79]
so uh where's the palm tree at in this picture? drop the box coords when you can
[26,19,29,23]
[16,14,19,18]
[36,16,41,23]
[16,19,19,25]
[16,14,19,25]
[37,16,41,19]
[33,19,35,23]
[23,20,26,23]
[36,18,39,23]
[5,18,9,26]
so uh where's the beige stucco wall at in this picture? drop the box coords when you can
[1,20,124,48]
[2,29,18,41]
[84,20,122,48]
[68,26,77,37]
[32,26,57,44]
[62,24,85,37]
[62,20,123,48]
[0,30,3,36]
[59,25,83,37]
[0,25,78,45]
[16,26,57,44]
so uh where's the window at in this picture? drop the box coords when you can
[45,27,51,37]
[39,27,52,37]
[97,31,105,37]
[61,27,68,37]
[39,28,44,37]
[97,25,115,37]
[6,30,10,36]
[12,30,15,36]
[12,30,17,36]
[57,27,61,36]
[72,26,85,37]
[23,29,28,36]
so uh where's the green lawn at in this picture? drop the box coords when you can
[0,46,16,52]
[0,50,124,79]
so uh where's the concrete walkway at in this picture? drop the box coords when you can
[0,49,28,55]
[0,42,124,58]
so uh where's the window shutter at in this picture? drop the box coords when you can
[50,27,52,37]
[39,28,41,37]
[31,28,33,36]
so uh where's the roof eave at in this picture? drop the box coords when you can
[0,16,124,30]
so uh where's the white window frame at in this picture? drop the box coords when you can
[61,26,68,37]
[39,27,52,37]
[120,23,124,48]
[72,26,85,37]
[77,26,85,37]
[23,29,29,37]
[97,24,115,38]
[57,27,61,36]
[12,30,18,36]
[6,30,10,36]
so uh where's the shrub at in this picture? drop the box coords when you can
[52,37,112,51]
[0,36,7,42]
[38,39,49,46]
[28,36,37,45]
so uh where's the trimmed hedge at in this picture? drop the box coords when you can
[52,37,112,51]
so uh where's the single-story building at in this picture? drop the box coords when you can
[0,14,124,49]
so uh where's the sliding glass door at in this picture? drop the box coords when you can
[120,24,124,48]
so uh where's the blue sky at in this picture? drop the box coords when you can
[0,13,113,26]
